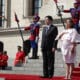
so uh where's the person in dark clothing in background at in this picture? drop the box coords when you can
[41,16,58,78]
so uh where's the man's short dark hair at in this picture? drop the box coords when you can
[45,15,53,21]
[4,51,7,54]
[17,46,22,49]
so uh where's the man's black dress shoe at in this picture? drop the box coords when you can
[28,56,39,59]
[40,75,49,78]
[28,57,34,59]
[48,75,53,79]
[34,56,39,59]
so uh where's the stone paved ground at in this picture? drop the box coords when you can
[0,51,65,76]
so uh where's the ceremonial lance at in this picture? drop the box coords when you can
[53,0,65,28]
[14,12,24,42]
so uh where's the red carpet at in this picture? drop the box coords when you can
[71,64,80,80]
[0,73,65,80]
[0,64,80,80]
[72,67,80,77]
[0,73,80,80]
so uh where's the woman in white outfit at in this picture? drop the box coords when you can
[55,19,79,80]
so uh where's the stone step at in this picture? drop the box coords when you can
[0,78,5,80]
[72,71,80,77]
[0,51,66,76]
[73,67,80,71]
[12,67,43,71]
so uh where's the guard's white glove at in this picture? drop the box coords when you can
[21,27,25,31]
[35,36,39,43]
[78,20,80,27]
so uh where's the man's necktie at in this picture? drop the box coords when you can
[46,27,49,33]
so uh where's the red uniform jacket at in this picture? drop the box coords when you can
[63,8,80,24]
[14,51,25,66]
[63,2,80,24]
[25,22,40,41]
[2,54,8,66]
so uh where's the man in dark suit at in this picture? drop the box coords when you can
[41,16,58,78]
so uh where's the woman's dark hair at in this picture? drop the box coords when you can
[4,51,7,54]
[67,18,74,28]
[70,18,74,28]
[45,15,53,21]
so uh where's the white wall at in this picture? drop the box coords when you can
[0,33,29,58]
[9,0,75,27]
[0,25,64,59]
[0,30,42,59]
[10,0,30,28]
[39,0,75,19]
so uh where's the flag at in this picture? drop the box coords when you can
[54,0,58,3]
[14,12,19,22]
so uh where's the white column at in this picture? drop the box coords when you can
[6,0,11,28]
[23,0,29,17]
[3,0,8,28]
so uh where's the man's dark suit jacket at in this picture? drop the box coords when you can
[41,25,58,50]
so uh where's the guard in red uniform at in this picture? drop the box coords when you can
[76,0,80,32]
[25,15,40,59]
[63,2,80,33]
[76,0,80,3]
[1,51,8,70]
[14,46,25,66]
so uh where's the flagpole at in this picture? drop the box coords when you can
[54,0,65,28]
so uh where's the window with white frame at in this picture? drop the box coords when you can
[34,0,42,14]
[23,0,42,17]
[31,0,42,16]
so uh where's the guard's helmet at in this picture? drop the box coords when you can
[33,15,40,20]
